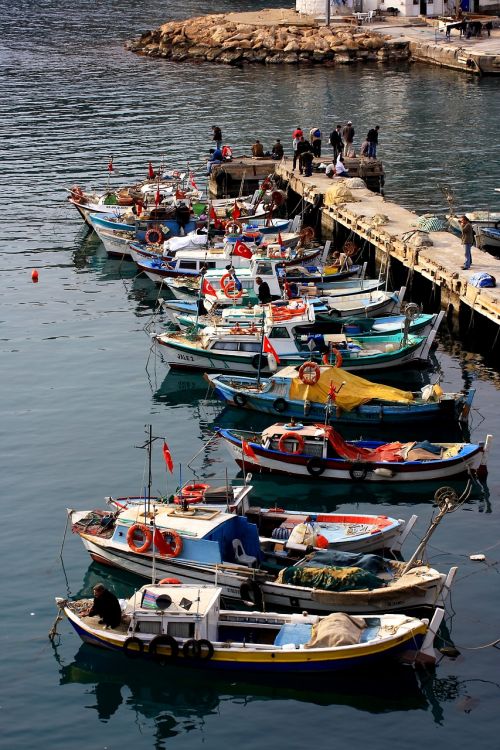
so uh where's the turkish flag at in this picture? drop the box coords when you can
[209,205,221,230]
[233,240,252,259]
[148,161,155,179]
[162,441,174,473]
[263,335,280,364]
[232,202,241,220]
[108,157,113,173]
[189,172,199,190]
[155,186,161,208]
[242,439,258,460]
[277,232,283,245]
[202,277,217,297]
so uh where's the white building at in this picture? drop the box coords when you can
[296,0,494,18]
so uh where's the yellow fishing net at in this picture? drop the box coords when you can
[289,366,414,411]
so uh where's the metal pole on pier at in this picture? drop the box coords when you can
[325,0,331,26]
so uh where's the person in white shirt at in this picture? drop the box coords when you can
[335,154,349,177]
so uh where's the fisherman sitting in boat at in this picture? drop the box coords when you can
[82,583,122,629]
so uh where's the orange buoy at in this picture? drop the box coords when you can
[31,269,39,283]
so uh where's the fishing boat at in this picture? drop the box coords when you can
[476,225,500,250]
[56,583,444,673]
[217,422,490,482]
[68,173,202,228]
[69,498,457,614]
[98,486,418,557]
[205,365,476,425]
[152,303,443,375]
[166,297,436,338]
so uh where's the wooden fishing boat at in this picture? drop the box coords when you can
[152,303,442,375]
[57,584,444,673]
[217,422,490,482]
[101,484,418,557]
[205,366,476,425]
[69,499,457,615]
[167,299,436,338]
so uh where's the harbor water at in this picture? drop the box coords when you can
[1,1,500,748]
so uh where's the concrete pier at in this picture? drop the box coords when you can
[209,155,384,198]
[274,158,500,329]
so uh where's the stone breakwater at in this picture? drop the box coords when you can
[125,14,410,66]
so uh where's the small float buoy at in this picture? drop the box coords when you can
[31,269,39,283]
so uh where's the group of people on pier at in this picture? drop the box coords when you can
[206,120,379,176]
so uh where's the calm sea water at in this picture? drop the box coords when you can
[1,1,500,748]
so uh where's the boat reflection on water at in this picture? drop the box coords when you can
[55,643,440,725]
[152,369,219,410]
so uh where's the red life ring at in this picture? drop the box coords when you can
[322,348,343,368]
[127,523,152,554]
[173,492,204,505]
[224,281,243,299]
[145,227,165,245]
[159,577,182,585]
[220,272,233,290]
[157,529,183,558]
[177,483,209,503]
[298,361,321,386]
[278,431,305,455]
[225,220,242,235]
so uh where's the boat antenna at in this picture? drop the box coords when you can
[402,484,468,574]
[256,312,267,386]
[136,425,163,514]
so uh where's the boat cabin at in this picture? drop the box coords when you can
[108,504,262,567]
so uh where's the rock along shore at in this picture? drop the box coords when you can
[125,9,409,66]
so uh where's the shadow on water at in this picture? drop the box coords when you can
[54,642,453,727]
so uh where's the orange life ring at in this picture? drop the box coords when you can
[145,227,165,245]
[298,361,321,386]
[180,482,209,498]
[127,523,152,554]
[322,348,343,368]
[220,272,233,290]
[159,577,182,585]
[225,220,242,235]
[224,281,243,299]
[173,492,204,505]
[230,325,244,334]
[278,431,305,455]
[157,529,183,558]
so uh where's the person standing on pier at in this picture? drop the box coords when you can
[459,215,474,270]
[212,125,222,150]
[296,138,311,175]
[301,141,315,177]
[292,131,303,170]
[366,126,380,159]
[329,125,343,161]
[342,121,355,157]
[309,127,322,157]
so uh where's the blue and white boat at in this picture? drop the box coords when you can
[205,367,476,425]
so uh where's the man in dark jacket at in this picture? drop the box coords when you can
[212,125,222,149]
[329,125,343,161]
[459,215,474,270]
[366,126,380,158]
[84,583,122,628]
[256,276,272,303]
[296,138,312,175]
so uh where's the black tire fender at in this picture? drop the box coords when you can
[123,636,144,658]
[182,639,201,659]
[307,457,326,477]
[251,354,268,370]
[273,397,288,413]
[240,579,263,609]
[148,634,179,660]
[234,393,247,407]
[196,639,215,661]
[349,461,369,482]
